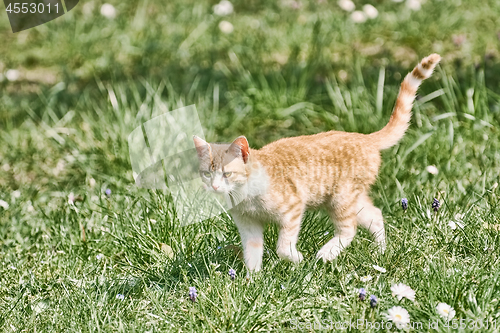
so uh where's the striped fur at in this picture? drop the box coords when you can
[194,54,441,272]
[369,53,441,150]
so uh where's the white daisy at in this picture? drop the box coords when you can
[363,4,378,19]
[426,165,439,175]
[68,192,75,204]
[373,265,386,273]
[12,190,21,199]
[350,11,367,23]
[116,294,125,300]
[360,275,373,282]
[406,0,421,11]
[338,0,355,12]
[0,199,9,209]
[100,4,117,19]
[436,302,456,320]
[391,283,415,302]
[5,69,20,82]
[386,306,410,327]
[218,20,234,34]
[448,221,457,230]
[213,0,233,16]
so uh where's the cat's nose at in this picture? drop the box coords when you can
[212,184,219,190]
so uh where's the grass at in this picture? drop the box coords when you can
[1,0,500,331]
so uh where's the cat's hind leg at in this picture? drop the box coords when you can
[276,204,305,263]
[316,191,359,262]
[356,192,386,253]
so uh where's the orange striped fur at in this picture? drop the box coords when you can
[194,54,441,271]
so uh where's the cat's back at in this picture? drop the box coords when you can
[255,130,378,160]
[251,130,381,190]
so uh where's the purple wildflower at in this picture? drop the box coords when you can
[105,189,111,197]
[359,288,367,301]
[188,286,197,302]
[401,198,408,211]
[369,295,377,308]
[432,198,440,212]
[229,268,236,280]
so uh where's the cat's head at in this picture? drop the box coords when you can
[193,135,250,194]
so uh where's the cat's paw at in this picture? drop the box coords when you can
[316,245,341,263]
[277,249,304,263]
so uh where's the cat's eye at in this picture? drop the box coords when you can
[223,172,232,178]
[201,171,211,178]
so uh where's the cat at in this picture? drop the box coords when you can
[193,54,441,272]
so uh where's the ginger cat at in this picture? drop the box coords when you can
[193,54,441,271]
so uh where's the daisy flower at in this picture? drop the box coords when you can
[218,21,234,34]
[386,306,410,327]
[360,275,373,282]
[213,0,233,16]
[350,11,367,23]
[391,283,415,302]
[0,199,9,209]
[5,69,20,82]
[426,165,439,175]
[436,302,456,320]
[100,4,117,19]
[373,265,386,273]
[362,4,378,19]
[406,0,421,11]
[338,0,355,12]
[68,192,76,204]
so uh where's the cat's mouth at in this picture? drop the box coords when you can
[203,184,228,194]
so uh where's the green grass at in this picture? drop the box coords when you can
[1,0,500,331]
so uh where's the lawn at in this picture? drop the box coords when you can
[1,0,500,331]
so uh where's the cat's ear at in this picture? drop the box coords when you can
[229,136,250,163]
[193,135,211,159]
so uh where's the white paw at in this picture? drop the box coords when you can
[277,249,304,263]
[245,255,262,272]
[316,245,341,263]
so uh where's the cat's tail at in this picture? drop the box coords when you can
[369,53,441,150]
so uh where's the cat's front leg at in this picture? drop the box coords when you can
[276,205,304,263]
[233,213,264,272]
